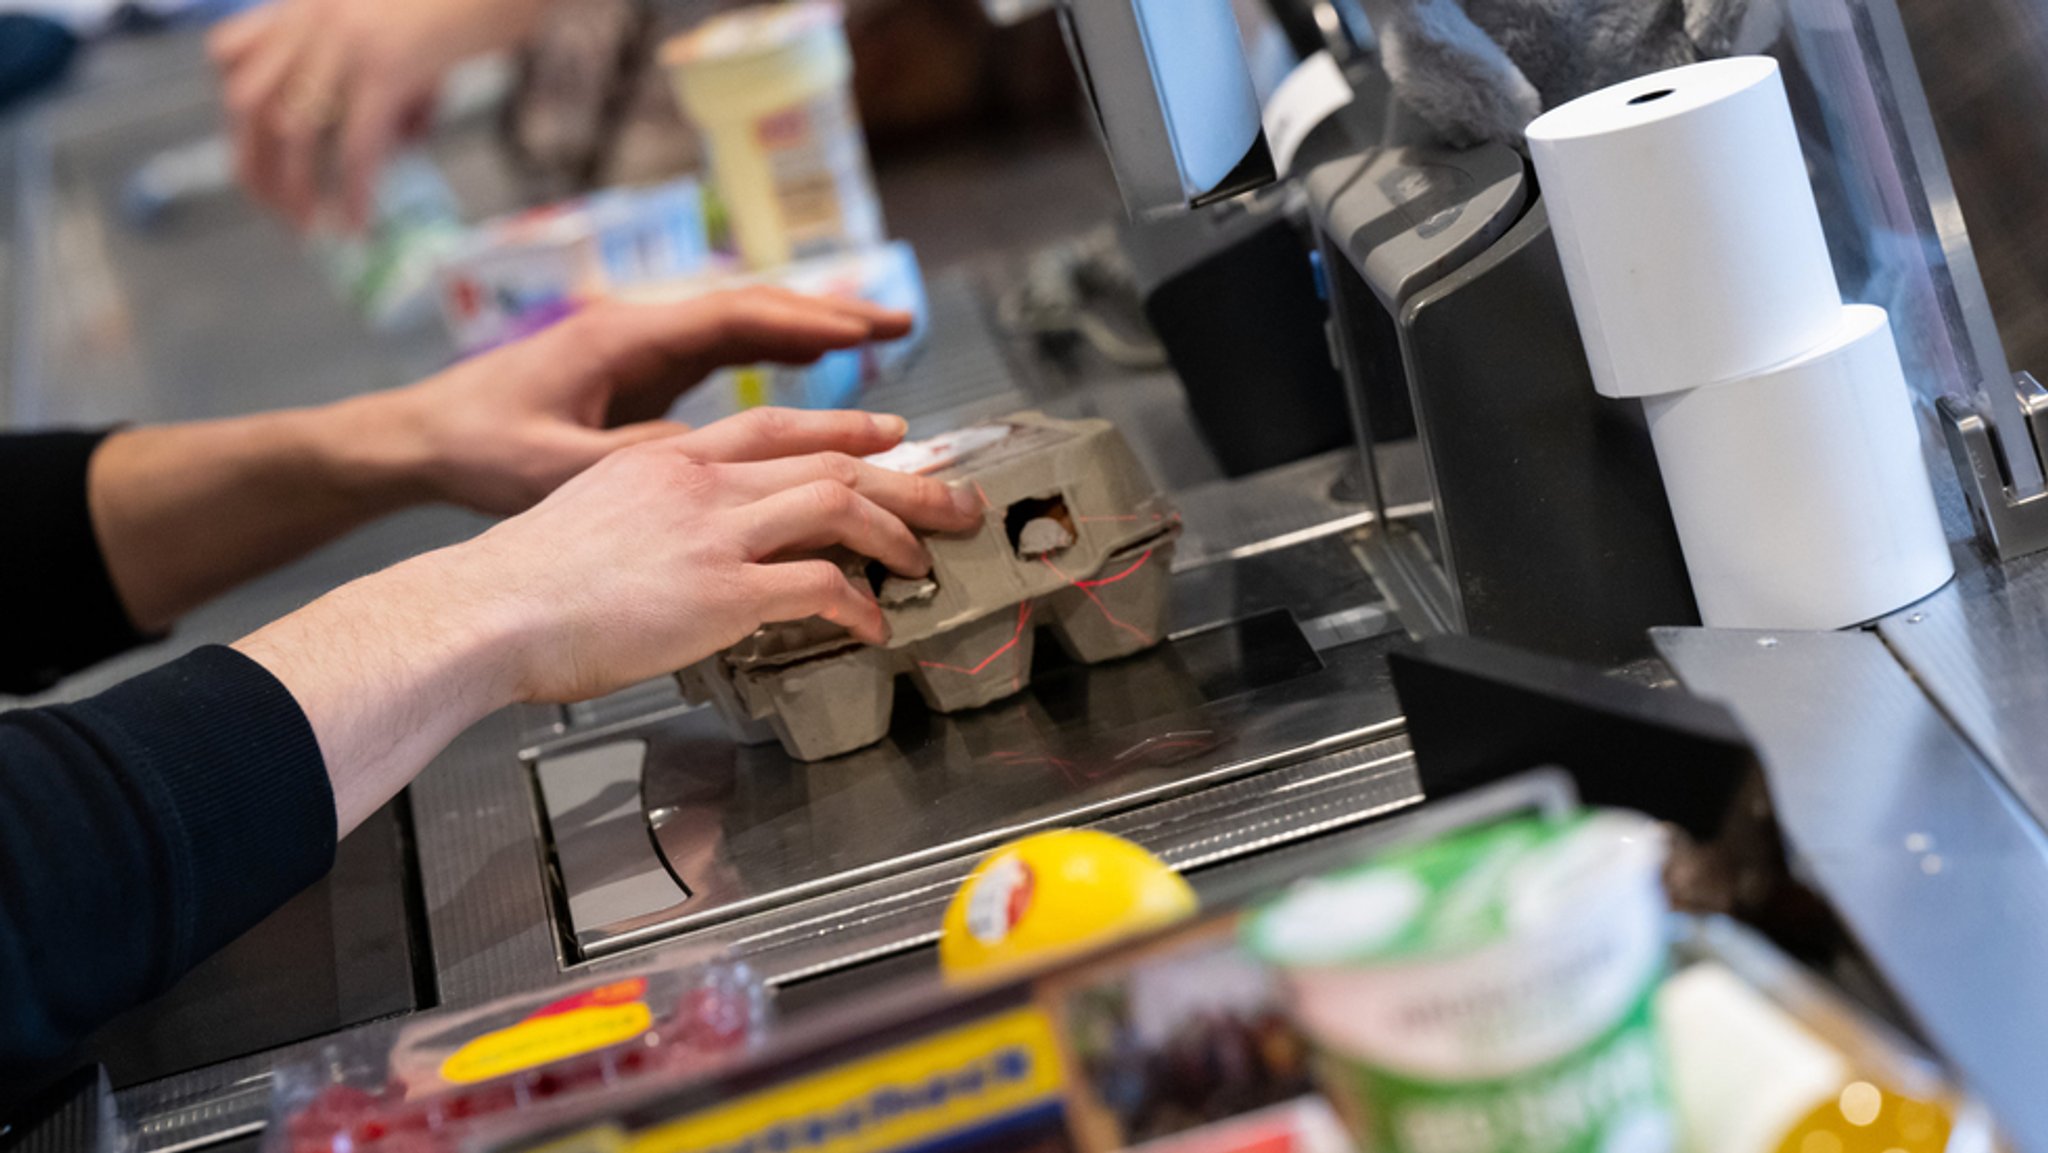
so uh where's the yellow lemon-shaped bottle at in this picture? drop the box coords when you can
[939,830,1197,982]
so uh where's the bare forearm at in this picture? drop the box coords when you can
[232,546,526,836]
[87,393,434,632]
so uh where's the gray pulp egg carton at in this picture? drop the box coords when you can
[679,412,1183,761]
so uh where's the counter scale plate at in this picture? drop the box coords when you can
[532,534,1410,963]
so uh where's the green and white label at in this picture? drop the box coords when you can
[1325,989,1670,1153]
[1248,812,1674,1153]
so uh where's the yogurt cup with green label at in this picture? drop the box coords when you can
[1245,810,1674,1153]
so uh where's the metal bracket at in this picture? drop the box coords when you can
[1941,372,2048,559]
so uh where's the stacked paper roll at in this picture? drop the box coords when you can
[1643,307,1951,629]
[1527,58,1843,399]
[1528,57,1952,630]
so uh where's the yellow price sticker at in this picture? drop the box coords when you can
[440,1002,655,1085]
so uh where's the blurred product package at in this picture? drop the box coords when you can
[429,0,913,408]
[660,0,886,270]
[310,152,471,332]
[439,187,924,410]
[264,958,768,1153]
[437,176,721,352]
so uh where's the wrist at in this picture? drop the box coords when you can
[380,542,541,715]
[310,388,448,509]
[239,541,537,729]
[413,527,573,710]
[233,544,538,834]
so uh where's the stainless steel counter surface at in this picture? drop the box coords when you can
[538,550,1405,961]
[1877,546,2048,829]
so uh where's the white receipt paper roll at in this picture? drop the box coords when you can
[1643,304,1952,630]
[1527,57,1843,399]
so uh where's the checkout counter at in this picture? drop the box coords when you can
[1,23,1423,1149]
[10,5,2048,1152]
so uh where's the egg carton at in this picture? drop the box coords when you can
[680,413,1182,761]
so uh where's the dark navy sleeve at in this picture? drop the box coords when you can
[0,645,336,1097]
[0,430,156,695]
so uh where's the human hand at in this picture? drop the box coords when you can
[367,288,915,516]
[435,408,985,704]
[234,406,980,833]
[385,405,983,704]
[208,0,544,230]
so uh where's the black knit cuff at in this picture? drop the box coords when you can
[0,430,155,694]
[68,646,336,972]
